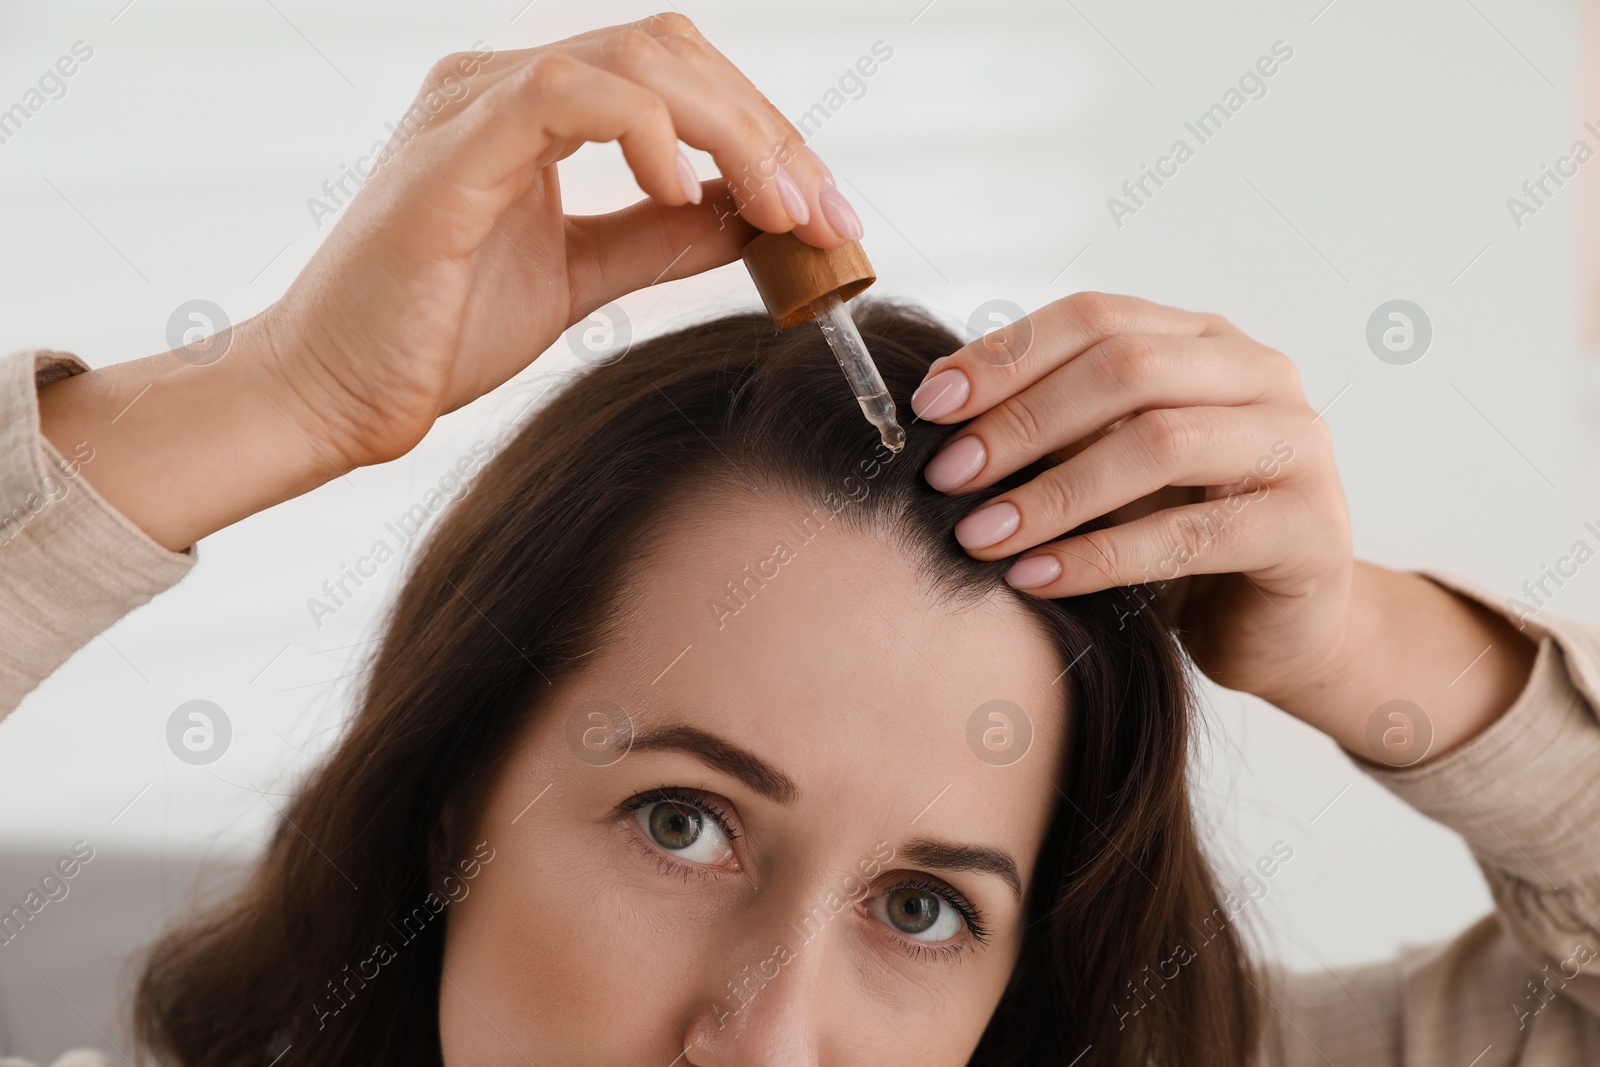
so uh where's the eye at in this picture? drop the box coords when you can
[632,797,735,866]
[868,883,965,943]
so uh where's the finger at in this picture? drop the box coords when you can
[396,47,511,131]
[908,291,1230,424]
[400,54,692,257]
[440,49,521,94]
[411,20,831,239]
[947,405,1299,559]
[998,492,1293,598]
[565,183,761,318]
[639,13,855,245]
[403,26,692,104]
[577,19,811,235]
[922,332,1302,493]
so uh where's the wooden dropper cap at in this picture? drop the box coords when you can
[741,230,875,328]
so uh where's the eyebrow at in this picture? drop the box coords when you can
[629,722,1023,900]
[899,837,1023,901]
[630,722,800,806]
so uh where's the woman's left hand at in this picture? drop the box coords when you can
[907,291,1354,711]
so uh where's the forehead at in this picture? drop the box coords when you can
[588,486,1068,847]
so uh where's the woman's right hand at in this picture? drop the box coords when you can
[260,12,858,472]
[38,13,860,551]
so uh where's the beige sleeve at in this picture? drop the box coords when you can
[1259,567,1600,1065]
[0,347,196,719]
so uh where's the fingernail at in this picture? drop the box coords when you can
[910,368,968,420]
[819,185,862,240]
[805,144,835,186]
[676,149,702,205]
[955,501,1020,550]
[924,435,985,491]
[775,165,810,226]
[1005,554,1061,590]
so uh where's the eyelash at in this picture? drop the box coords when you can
[889,875,991,949]
[616,786,990,961]
[617,785,741,883]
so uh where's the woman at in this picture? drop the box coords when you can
[2,13,1597,1067]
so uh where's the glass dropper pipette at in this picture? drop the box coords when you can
[810,291,906,454]
[738,229,903,452]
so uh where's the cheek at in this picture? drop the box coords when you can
[437,819,711,1065]
[852,922,1025,1060]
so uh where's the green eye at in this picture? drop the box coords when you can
[647,801,702,850]
[870,884,963,942]
[884,886,939,933]
[632,797,734,866]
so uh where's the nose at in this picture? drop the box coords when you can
[681,908,833,1067]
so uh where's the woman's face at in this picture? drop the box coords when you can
[439,489,1069,1065]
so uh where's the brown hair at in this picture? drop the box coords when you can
[133,298,1259,1065]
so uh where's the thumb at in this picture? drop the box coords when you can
[564,180,763,320]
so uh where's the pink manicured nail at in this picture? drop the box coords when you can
[924,435,985,491]
[910,368,969,420]
[1006,554,1061,590]
[805,144,835,185]
[774,165,810,225]
[955,501,1020,549]
[676,149,702,205]
[819,185,862,240]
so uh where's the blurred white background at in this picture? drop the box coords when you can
[0,0,1593,1056]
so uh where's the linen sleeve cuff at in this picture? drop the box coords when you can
[0,348,197,716]
[1350,567,1600,887]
